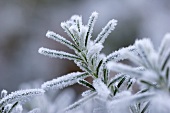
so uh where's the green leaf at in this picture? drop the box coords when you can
[78,79,95,90]
[108,74,125,87]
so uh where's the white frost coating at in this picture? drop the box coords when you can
[46,31,77,51]
[70,15,82,23]
[1,89,8,98]
[106,45,136,62]
[79,25,88,49]
[94,19,117,44]
[141,70,158,84]
[87,43,103,60]
[108,92,153,113]
[0,89,45,109]
[135,38,155,68]
[107,62,142,77]
[93,78,111,99]
[81,90,94,97]
[65,92,97,112]
[85,11,99,47]
[38,47,80,61]
[41,72,89,90]
[60,22,75,40]
[159,33,170,55]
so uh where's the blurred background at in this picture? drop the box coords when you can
[0,0,170,92]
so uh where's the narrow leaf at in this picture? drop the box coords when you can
[81,90,94,97]
[94,19,117,44]
[108,74,125,87]
[107,62,143,77]
[38,47,81,61]
[85,12,98,47]
[46,31,79,51]
[158,33,170,56]
[106,45,136,62]
[161,50,170,71]
[78,79,95,90]
[41,72,89,90]
[0,89,44,109]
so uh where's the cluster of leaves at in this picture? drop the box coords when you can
[38,12,170,113]
[1,12,169,113]
[0,89,44,113]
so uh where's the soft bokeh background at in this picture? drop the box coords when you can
[0,0,170,92]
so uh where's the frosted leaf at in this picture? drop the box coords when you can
[41,72,89,90]
[0,89,44,109]
[160,48,170,71]
[81,90,94,97]
[107,62,143,77]
[94,19,117,44]
[1,89,8,98]
[68,25,80,45]
[140,70,158,84]
[87,43,103,60]
[78,79,95,90]
[65,92,97,112]
[72,15,82,32]
[93,78,111,99]
[126,51,146,67]
[38,47,81,61]
[46,31,78,51]
[28,108,41,113]
[106,45,136,63]
[158,33,170,56]
[74,61,93,75]
[79,25,88,49]
[61,22,75,40]
[85,11,98,47]
[108,73,125,87]
[134,38,155,68]
[108,92,154,113]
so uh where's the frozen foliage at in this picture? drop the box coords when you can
[39,11,167,113]
[107,34,170,112]
[19,80,95,113]
[1,11,170,113]
[0,89,44,113]
[41,72,89,90]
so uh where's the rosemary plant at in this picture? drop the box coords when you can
[1,11,169,113]
[39,12,159,113]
